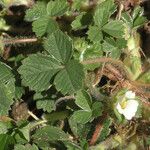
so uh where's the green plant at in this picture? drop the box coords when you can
[0,0,150,149]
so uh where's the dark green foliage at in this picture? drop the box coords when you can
[0,0,149,150]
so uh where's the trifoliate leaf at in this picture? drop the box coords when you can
[0,61,14,84]
[0,79,15,115]
[47,0,68,17]
[102,20,125,38]
[36,100,55,113]
[75,90,92,111]
[33,126,69,146]
[72,110,92,124]
[94,0,115,27]
[44,30,73,64]
[32,16,58,37]
[87,26,103,42]
[25,2,47,21]
[18,54,63,91]
[54,60,84,94]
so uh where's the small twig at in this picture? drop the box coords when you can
[3,37,38,45]
[28,110,39,121]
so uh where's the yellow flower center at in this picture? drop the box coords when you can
[120,100,127,109]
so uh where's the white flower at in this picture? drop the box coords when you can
[125,91,135,99]
[116,91,139,120]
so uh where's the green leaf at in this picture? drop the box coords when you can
[133,16,147,28]
[92,101,103,118]
[102,20,125,38]
[18,54,62,91]
[121,12,133,27]
[71,12,92,30]
[72,110,92,124]
[54,60,84,94]
[97,118,112,142]
[44,110,70,122]
[137,70,150,83]
[36,100,55,113]
[14,144,38,150]
[0,121,9,134]
[65,142,81,150]
[71,13,86,30]
[0,79,15,115]
[34,93,56,113]
[25,2,47,21]
[81,43,103,70]
[0,62,14,84]
[47,0,68,17]
[69,116,91,139]
[0,134,15,150]
[102,39,117,52]
[71,0,87,11]
[0,18,10,31]
[87,26,103,42]
[19,123,32,142]
[44,30,73,64]
[132,6,143,20]
[102,38,121,58]
[33,126,69,145]
[75,90,92,111]
[116,38,127,49]
[94,0,115,27]
[32,16,58,37]
[15,86,25,99]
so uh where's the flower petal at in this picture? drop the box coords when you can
[122,100,139,120]
[116,103,124,114]
[125,91,135,99]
